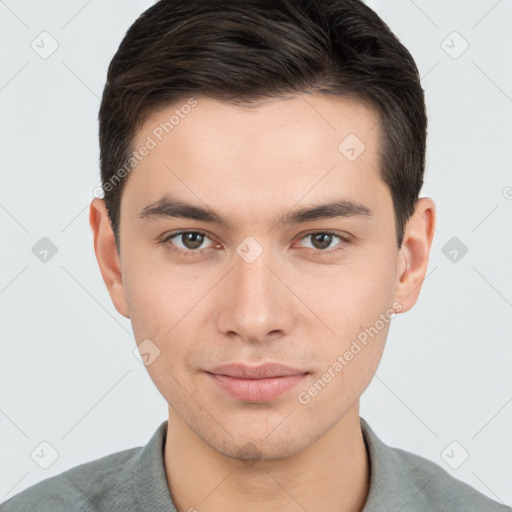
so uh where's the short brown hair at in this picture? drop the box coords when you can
[99,0,427,252]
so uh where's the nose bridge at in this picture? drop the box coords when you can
[217,238,292,341]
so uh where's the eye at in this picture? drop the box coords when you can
[162,230,217,254]
[296,231,349,253]
[161,229,350,256]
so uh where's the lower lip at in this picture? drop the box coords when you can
[205,372,308,402]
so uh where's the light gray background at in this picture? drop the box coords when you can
[1,0,511,506]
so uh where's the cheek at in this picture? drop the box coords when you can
[122,247,204,339]
[122,256,198,406]
[295,322,390,419]
[295,257,396,412]
[292,247,397,399]
[293,247,397,338]
[121,251,213,393]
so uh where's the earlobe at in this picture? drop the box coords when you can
[89,198,130,319]
[393,197,436,313]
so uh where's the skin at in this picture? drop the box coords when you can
[89,94,435,512]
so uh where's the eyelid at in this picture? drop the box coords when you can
[296,229,352,242]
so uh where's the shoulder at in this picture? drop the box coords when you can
[391,446,510,511]
[360,418,511,512]
[0,445,142,512]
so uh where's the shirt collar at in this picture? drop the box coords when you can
[360,417,440,512]
[133,417,438,512]
[135,420,177,512]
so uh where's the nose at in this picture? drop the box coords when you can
[215,242,295,344]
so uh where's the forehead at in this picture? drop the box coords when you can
[123,94,386,225]
[139,93,379,161]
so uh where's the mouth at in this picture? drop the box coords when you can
[204,363,309,402]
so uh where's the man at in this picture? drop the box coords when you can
[2,0,509,511]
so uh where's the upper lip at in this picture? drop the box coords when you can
[205,363,309,379]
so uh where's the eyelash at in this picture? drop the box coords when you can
[160,230,350,256]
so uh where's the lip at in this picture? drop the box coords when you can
[207,363,308,379]
[204,363,309,402]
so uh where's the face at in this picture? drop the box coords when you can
[95,94,412,460]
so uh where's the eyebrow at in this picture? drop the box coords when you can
[137,195,373,229]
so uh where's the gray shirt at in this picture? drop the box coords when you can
[1,417,509,511]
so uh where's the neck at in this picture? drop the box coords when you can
[164,404,370,512]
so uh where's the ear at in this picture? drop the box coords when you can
[89,198,130,319]
[393,197,436,314]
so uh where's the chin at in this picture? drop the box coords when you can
[215,435,304,462]
[197,420,324,463]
